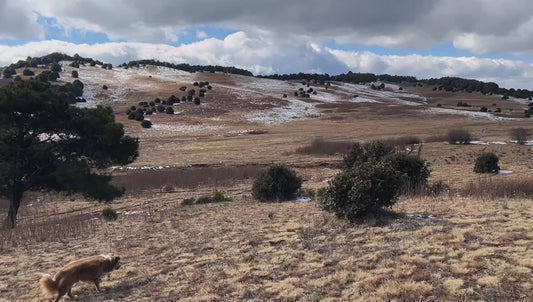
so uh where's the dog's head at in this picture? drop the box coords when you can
[105,254,121,271]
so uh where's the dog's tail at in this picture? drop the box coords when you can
[40,274,58,296]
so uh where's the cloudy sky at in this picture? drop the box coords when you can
[2,0,533,88]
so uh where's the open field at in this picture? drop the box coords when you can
[1,64,533,301]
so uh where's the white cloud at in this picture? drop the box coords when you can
[0,0,44,40]
[2,37,533,89]
[196,30,208,40]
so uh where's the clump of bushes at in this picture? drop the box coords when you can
[252,165,302,202]
[447,128,472,144]
[141,120,152,128]
[474,152,500,174]
[101,207,118,221]
[165,107,174,114]
[23,69,34,76]
[321,141,431,220]
[71,70,79,78]
[102,85,108,90]
[181,192,231,206]
[194,97,201,105]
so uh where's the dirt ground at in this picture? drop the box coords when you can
[1,65,533,301]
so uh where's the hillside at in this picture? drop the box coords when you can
[0,60,532,301]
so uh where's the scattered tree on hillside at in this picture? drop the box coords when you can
[0,80,138,228]
[511,128,531,145]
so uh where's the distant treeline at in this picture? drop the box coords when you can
[120,59,254,76]
[259,72,533,99]
[3,52,103,70]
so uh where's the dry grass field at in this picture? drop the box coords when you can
[1,64,533,301]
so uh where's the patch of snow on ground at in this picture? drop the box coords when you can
[123,210,143,216]
[424,107,516,121]
[470,141,490,145]
[247,99,319,125]
[239,77,297,93]
[499,170,514,175]
[352,96,379,103]
[151,123,224,133]
[310,91,341,103]
[334,82,427,106]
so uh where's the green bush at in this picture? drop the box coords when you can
[252,165,302,202]
[71,70,79,78]
[134,113,144,121]
[321,141,431,220]
[386,153,430,193]
[165,107,174,114]
[181,198,196,206]
[322,160,404,220]
[23,69,34,76]
[101,207,118,221]
[141,120,152,128]
[474,152,500,174]
[194,97,201,105]
[342,141,393,170]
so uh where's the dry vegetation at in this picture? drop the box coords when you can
[1,66,533,301]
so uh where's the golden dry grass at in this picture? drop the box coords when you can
[1,192,532,301]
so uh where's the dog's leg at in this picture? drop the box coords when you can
[67,288,77,299]
[55,289,67,302]
[94,278,102,292]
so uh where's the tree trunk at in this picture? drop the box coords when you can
[7,185,24,229]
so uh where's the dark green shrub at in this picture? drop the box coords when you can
[196,196,212,204]
[102,85,108,90]
[145,109,153,115]
[194,97,201,105]
[322,160,404,220]
[474,152,500,174]
[135,113,144,121]
[165,107,174,114]
[127,113,136,120]
[23,69,34,76]
[51,62,62,72]
[141,120,152,128]
[102,207,118,221]
[157,105,165,112]
[71,70,79,78]
[386,153,430,193]
[154,98,161,103]
[212,191,231,202]
[342,141,393,170]
[252,165,302,202]
[480,106,487,112]
[181,198,196,206]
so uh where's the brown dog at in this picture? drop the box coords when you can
[40,254,121,302]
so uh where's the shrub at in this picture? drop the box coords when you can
[447,128,472,144]
[135,113,144,121]
[474,152,500,174]
[480,106,487,112]
[101,207,118,221]
[511,128,530,145]
[127,113,136,120]
[157,105,165,112]
[165,107,174,114]
[179,86,187,91]
[141,120,152,128]
[322,160,404,220]
[71,70,79,78]
[386,153,430,193]
[181,198,196,206]
[342,141,394,170]
[23,69,34,76]
[102,85,108,90]
[194,97,201,105]
[145,109,153,115]
[252,165,302,202]
[51,62,62,72]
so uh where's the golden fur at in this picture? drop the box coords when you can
[40,254,121,302]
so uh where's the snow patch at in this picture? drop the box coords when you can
[151,123,224,133]
[499,170,514,175]
[352,96,379,103]
[247,99,319,125]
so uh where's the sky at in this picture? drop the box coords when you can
[2,0,533,89]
